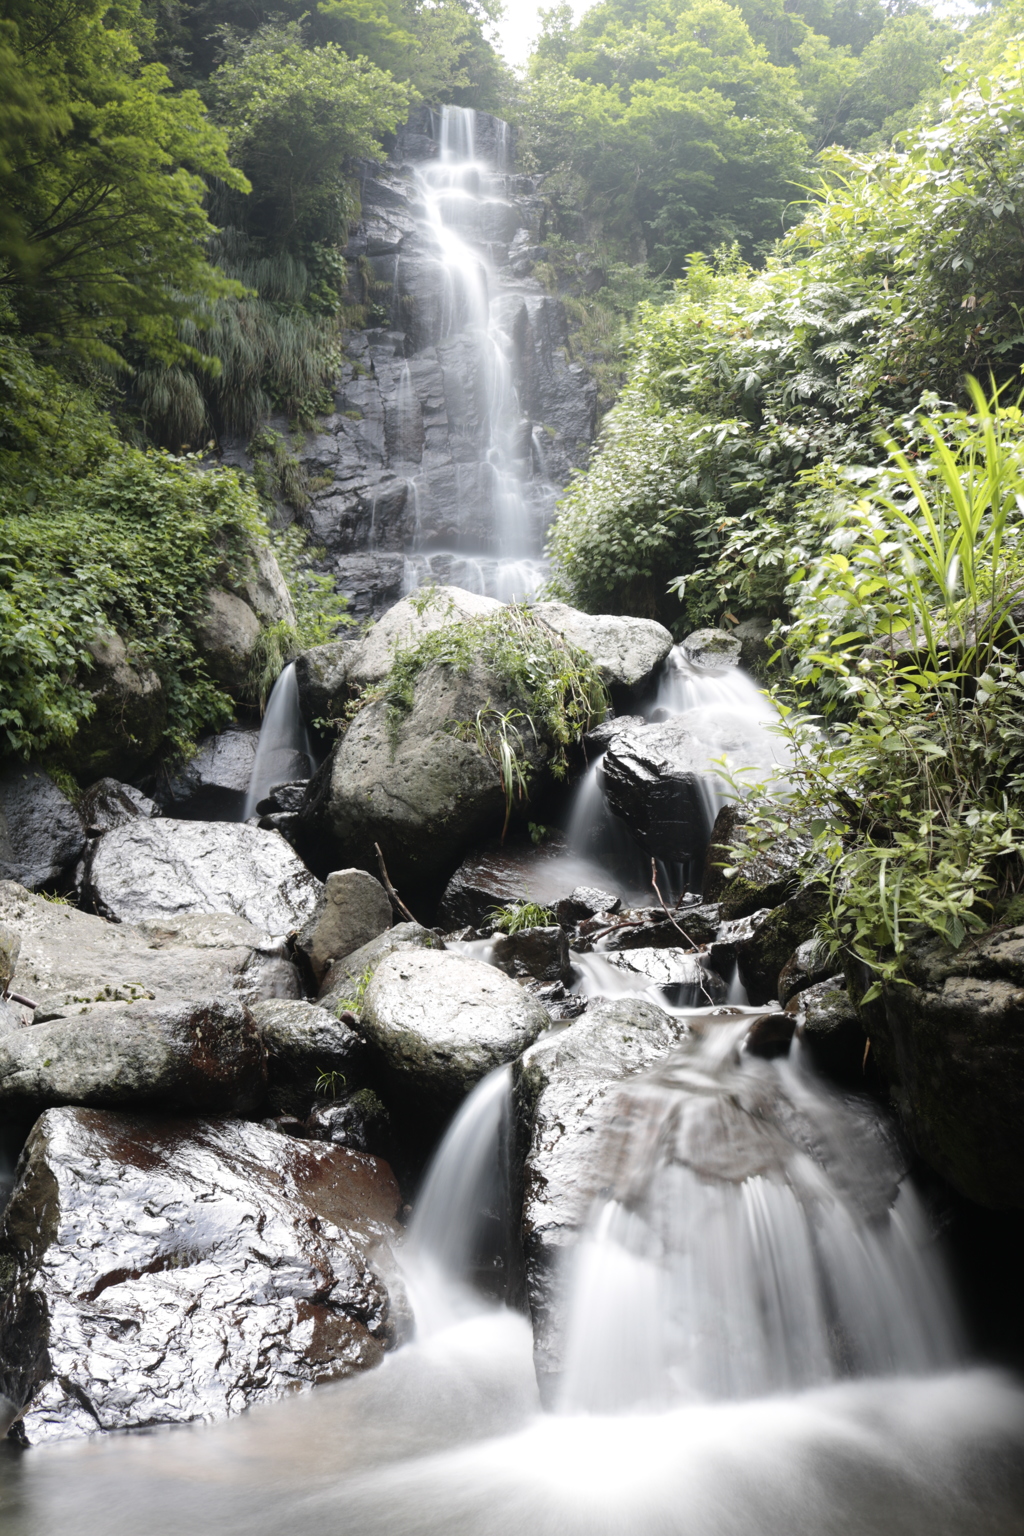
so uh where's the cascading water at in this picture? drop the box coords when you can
[241,661,313,821]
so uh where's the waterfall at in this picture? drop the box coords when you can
[241,662,313,821]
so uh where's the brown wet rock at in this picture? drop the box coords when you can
[0,1108,404,1444]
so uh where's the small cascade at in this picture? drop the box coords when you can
[403,1065,516,1336]
[556,1020,962,1413]
[242,662,313,821]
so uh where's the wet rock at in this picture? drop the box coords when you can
[294,638,361,726]
[306,1089,392,1159]
[858,925,1024,1208]
[733,888,829,1005]
[153,725,260,820]
[0,882,299,1017]
[744,1011,796,1059]
[74,632,167,779]
[702,804,811,919]
[0,1109,403,1443]
[252,998,363,1116]
[0,997,266,1113]
[581,715,645,755]
[554,886,620,926]
[79,779,160,835]
[598,718,718,870]
[361,949,548,1123]
[529,602,674,692]
[778,937,840,1006]
[256,780,309,817]
[602,947,727,1004]
[792,977,864,1085]
[296,869,392,984]
[317,922,445,1014]
[528,980,588,1022]
[195,589,262,697]
[438,840,567,930]
[517,997,689,1388]
[490,926,572,985]
[599,903,721,951]
[681,628,742,670]
[0,766,87,893]
[347,586,502,691]
[307,659,549,890]
[83,819,322,933]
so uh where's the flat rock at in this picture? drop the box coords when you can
[361,948,548,1120]
[530,602,673,690]
[0,766,86,892]
[83,819,322,933]
[0,883,298,1018]
[0,1109,403,1443]
[0,997,266,1113]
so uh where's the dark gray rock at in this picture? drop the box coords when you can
[195,589,262,698]
[778,937,841,1006]
[83,819,322,933]
[256,780,309,816]
[0,882,300,1017]
[518,997,689,1387]
[703,804,811,919]
[361,948,548,1122]
[581,716,645,755]
[0,1108,403,1442]
[0,766,86,892]
[490,926,572,985]
[73,632,167,780]
[529,603,674,691]
[793,977,864,1085]
[681,627,742,670]
[296,869,392,984]
[317,922,445,1015]
[252,998,363,1115]
[855,925,1024,1208]
[79,778,159,835]
[731,888,829,1006]
[732,616,773,674]
[153,725,261,820]
[744,1011,796,1059]
[598,903,721,951]
[438,841,568,930]
[599,718,717,870]
[294,639,360,726]
[554,886,620,926]
[306,1088,392,1158]
[0,996,266,1113]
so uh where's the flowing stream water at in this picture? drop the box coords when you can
[241,661,313,821]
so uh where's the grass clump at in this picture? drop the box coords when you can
[490,902,555,934]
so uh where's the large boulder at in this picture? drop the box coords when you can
[83,819,322,933]
[0,996,266,1114]
[195,589,262,697]
[296,868,393,984]
[153,725,261,820]
[347,586,502,691]
[306,659,548,890]
[360,948,548,1123]
[437,839,569,930]
[530,601,673,692]
[856,925,1024,1209]
[0,882,299,1018]
[251,998,363,1115]
[598,718,718,871]
[294,637,362,727]
[0,766,86,892]
[0,1109,403,1443]
[73,632,167,779]
[317,922,445,1014]
[517,997,689,1388]
[79,778,159,835]
[680,627,742,670]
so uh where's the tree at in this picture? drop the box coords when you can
[0,0,247,365]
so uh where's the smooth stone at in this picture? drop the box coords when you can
[296,869,393,984]
[195,588,262,696]
[0,1109,403,1443]
[681,627,742,670]
[83,819,322,933]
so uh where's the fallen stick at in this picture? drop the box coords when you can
[650,860,699,952]
[4,991,37,1011]
[374,843,418,925]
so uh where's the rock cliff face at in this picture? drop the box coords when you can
[294,105,597,618]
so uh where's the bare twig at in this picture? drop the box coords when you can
[3,991,37,1010]
[650,860,698,952]
[374,843,417,924]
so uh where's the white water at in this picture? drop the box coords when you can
[394,106,552,602]
[241,662,313,820]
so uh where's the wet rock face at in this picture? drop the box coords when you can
[791,977,864,1085]
[529,603,674,693]
[79,779,160,835]
[361,949,548,1123]
[703,804,811,919]
[490,926,572,985]
[308,660,548,890]
[0,766,86,893]
[0,1109,404,1443]
[860,926,1024,1208]
[598,718,716,870]
[437,840,569,930]
[0,882,299,1016]
[0,997,267,1114]
[731,887,829,1006]
[517,998,690,1388]
[83,819,322,933]
[602,946,727,1006]
[153,725,260,820]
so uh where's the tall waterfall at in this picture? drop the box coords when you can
[242,662,312,820]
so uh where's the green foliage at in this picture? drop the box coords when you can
[0,0,246,366]
[333,964,375,1016]
[490,901,555,933]
[732,385,1024,987]
[314,1066,348,1098]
